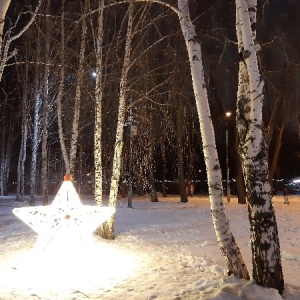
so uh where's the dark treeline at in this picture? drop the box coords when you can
[0,0,299,198]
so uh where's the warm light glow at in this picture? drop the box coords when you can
[225,111,232,118]
[5,241,139,297]
[13,181,115,251]
[9,180,139,297]
[64,173,73,181]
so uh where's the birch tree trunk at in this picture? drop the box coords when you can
[176,99,188,203]
[56,0,70,174]
[0,122,5,195]
[16,62,29,202]
[0,111,8,195]
[236,0,284,292]
[41,0,51,205]
[0,119,9,195]
[68,0,88,175]
[2,113,15,195]
[99,1,134,239]
[30,88,41,206]
[57,0,88,178]
[177,0,249,279]
[94,0,105,206]
[29,28,42,206]
[148,119,158,202]
[0,0,11,64]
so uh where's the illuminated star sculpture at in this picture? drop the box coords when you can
[13,174,115,251]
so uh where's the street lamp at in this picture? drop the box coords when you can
[127,109,133,209]
[127,105,137,208]
[225,111,232,203]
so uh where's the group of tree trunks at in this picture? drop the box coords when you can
[1,0,299,293]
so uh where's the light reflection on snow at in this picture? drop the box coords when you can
[10,240,139,297]
[8,180,139,297]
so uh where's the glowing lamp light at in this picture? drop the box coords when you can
[225,111,232,118]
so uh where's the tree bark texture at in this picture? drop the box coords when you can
[236,0,284,292]
[41,0,51,205]
[176,100,188,203]
[102,1,134,239]
[0,0,11,70]
[94,0,105,206]
[16,63,29,202]
[178,0,249,279]
[69,0,88,175]
[30,28,42,206]
[57,0,70,175]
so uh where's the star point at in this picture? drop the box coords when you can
[13,180,115,251]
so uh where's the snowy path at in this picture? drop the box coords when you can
[0,195,300,299]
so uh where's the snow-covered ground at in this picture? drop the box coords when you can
[0,191,300,300]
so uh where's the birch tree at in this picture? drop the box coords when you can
[41,0,51,205]
[94,0,105,206]
[235,0,284,292]
[97,1,134,239]
[0,0,42,82]
[16,62,29,202]
[57,0,88,177]
[68,0,88,175]
[56,0,69,175]
[0,0,11,75]
[0,0,11,195]
[175,0,249,279]
[0,1,42,202]
[0,93,16,196]
[94,0,248,279]
[29,89,42,206]
[29,26,42,207]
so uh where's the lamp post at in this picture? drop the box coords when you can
[225,111,232,203]
[127,108,133,208]
[127,105,137,208]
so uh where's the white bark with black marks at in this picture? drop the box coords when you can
[16,63,29,202]
[57,0,70,175]
[177,0,249,279]
[104,1,134,239]
[0,0,11,67]
[69,0,88,175]
[236,0,284,292]
[30,88,42,206]
[94,0,105,206]
[41,0,51,205]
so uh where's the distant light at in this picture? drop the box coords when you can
[91,71,97,78]
[292,178,300,183]
[225,111,232,118]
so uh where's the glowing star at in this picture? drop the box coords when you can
[13,175,115,251]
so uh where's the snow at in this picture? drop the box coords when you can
[0,192,300,299]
